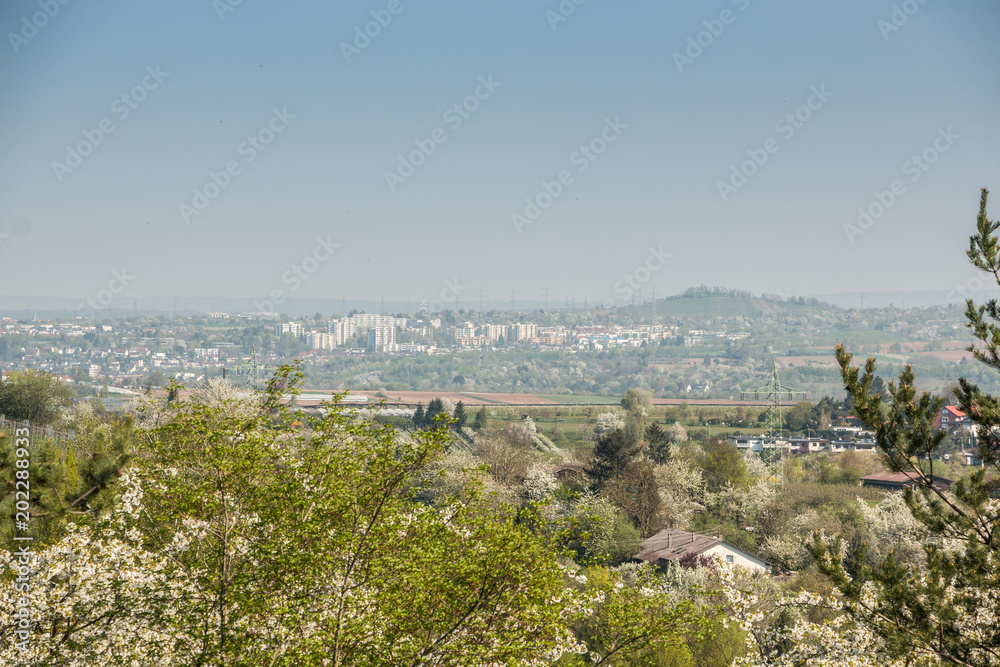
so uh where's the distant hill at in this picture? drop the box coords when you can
[613,286,835,320]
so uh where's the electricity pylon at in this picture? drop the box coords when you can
[236,345,263,391]
[740,360,806,491]
[740,361,806,444]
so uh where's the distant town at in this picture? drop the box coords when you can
[0,287,986,404]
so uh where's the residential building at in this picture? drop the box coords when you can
[634,529,768,573]
[386,342,427,353]
[935,405,972,432]
[510,323,537,342]
[860,471,953,492]
[787,437,829,454]
[348,313,406,330]
[456,336,492,349]
[305,332,335,350]
[328,319,351,344]
[727,435,763,453]
[481,323,509,342]
[275,322,304,338]
[366,326,396,352]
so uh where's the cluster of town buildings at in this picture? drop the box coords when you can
[2,313,754,391]
[727,405,981,466]
[272,316,698,353]
[0,318,219,385]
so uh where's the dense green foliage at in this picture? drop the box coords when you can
[0,371,72,425]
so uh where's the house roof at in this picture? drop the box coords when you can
[861,470,953,487]
[633,529,723,564]
[549,464,586,476]
[944,406,967,419]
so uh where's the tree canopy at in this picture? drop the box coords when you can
[0,370,73,425]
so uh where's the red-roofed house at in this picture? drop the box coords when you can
[934,406,972,432]
[934,405,978,451]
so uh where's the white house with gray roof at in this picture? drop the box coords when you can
[633,528,769,573]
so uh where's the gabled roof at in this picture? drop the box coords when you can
[635,528,771,570]
[944,406,967,419]
[861,470,953,489]
[634,529,722,564]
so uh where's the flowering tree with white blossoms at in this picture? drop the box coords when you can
[0,471,198,666]
[717,561,940,667]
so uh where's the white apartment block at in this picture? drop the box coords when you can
[275,322,304,337]
[328,320,348,345]
[481,323,509,341]
[305,332,336,350]
[366,325,396,352]
[348,313,407,330]
[510,323,538,341]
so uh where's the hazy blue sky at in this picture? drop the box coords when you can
[1,0,998,311]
